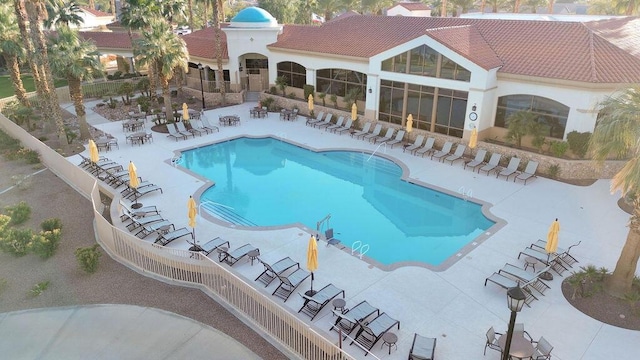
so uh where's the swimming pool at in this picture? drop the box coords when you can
[179,137,496,268]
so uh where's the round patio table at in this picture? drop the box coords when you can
[498,333,535,359]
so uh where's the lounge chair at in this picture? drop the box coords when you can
[353,122,372,140]
[386,130,405,148]
[189,120,210,135]
[118,200,159,221]
[201,116,220,133]
[496,157,521,180]
[517,247,568,275]
[195,237,230,255]
[363,124,382,142]
[325,116,345,132]
[350,312,400,354]
[334,118,353,134]
[155,227,193,246]
[372,128,394,144]
[484,326,503,355]
[484,273,538,306]
[463,149,487,171]
[126,214,164,231]
[166,123,187,141]
[121,181,153,198]
[498,263,551,294]
[330,300,379,335]
[219,243,260,266]
[531,336,554,359]
[125,184,163,200]
[409,333,437,360]
[324,228,341,247]
[313,113,333,128]
[530,239,581,267]
[443,144,467,165]
[134,220,173,238]
[514,161,539,184]
[306,111,325,126]
[298,283,345,320]
[272,268,310,301]
[255,257,299,286]
[430,141,453,161]
[478,153,502,175]
[415,137,436,157]
[404,135,425,153]
[175,121,195,138]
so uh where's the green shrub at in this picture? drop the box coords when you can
[75,244,102,273]
[21,148,40,164]
[4,201,31,225]
[41,218,63,232]
[287,92,296,99]
[269,86,277,95]
[547,164,561,179]
[0,228,33,256]
[318,92,326,107]
[29,280,50,297]
[549,140,569,158]
[0,130,20,152]
[566,131,591,159]
[31,229,62,259]
[261,97,275,111]
[303,84,315,101]
[531,134,546,153]
[330,94,338,108]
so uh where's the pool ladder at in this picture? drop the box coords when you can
[351,240,370,260]
[367,142,387,161]
[171,156,182,167]
[458,186,473,201]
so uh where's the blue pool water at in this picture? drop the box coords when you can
[179,137,495,267]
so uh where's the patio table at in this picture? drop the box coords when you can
[498,333,535,359]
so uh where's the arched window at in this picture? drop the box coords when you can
[316,69,367,99]
[381,44,471,82]
[495,95,569,139]
[276,61,306,89]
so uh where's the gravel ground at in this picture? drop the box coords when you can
[0,157,286,359]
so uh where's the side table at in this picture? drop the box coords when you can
[524,256,539,271]
[247,249,260,265]
[332,298,346,314]
[381,332,398,355]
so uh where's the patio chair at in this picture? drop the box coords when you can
[166,123,187,141]
[255,256,299,286]
[350,312,400,354]
[404,135,425,153]
[415,137,436,157]
[518,247,568,275]
[443,144,467,165]
[463,149,487,171]
[483,326,503,355]
[496,157,521,180]
[513,323,534,342]
[306,111,325,126]
[175,121,195,138]
[353,122,372,140]
[478,153,502,175]
[386,130,405,148]
[118,200,159,221]
[135,220,173,238]
[219,243,260,266]
[189,121,209,135]
[326,116,345,132]
[313,113,333,128]
[125,183,163,200]
[531,239,581,267]
[430,141,453,161]
[155,227,193,246]
[324,228,341,247]
[126,214,164,231]
[498,263,550,295]
[329,300,379,335]
[200,117,220,133]
[408,333,437,360]
[363,124,382,142]
[298,283,345,320]
[334,118,353,134]
[515,161,539,184]
[272,268,311,301]
[372,128,395,144]
[483,273,538,306]
[531,336,553,359]
[195,237,230,255]
[121,180,153,198]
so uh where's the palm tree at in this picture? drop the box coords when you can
[187,0,194,30]
[0,4,30,107]
[362,0,392,15]
[47,27,103,140]
[44,0,84,29]
[316,0,341,21]
[134,18,189,122]
[589,86,640,297]
[213,0,225,105]
[615,0,640,15]
[13,0,44,104]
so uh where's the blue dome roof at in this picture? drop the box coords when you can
[232,7,275,23]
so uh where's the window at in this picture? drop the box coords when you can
[276,61,306,89]
[381,45,470,82]
[316,68,367,99]
[495,95,569,139]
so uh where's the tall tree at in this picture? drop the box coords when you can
[134,18,189,122]
[13,0,44,103]
[257,0,296,24]
[187,0,194,30]
[615,0,640,15]
[47,27,103,140]
[315,0,341,21]
[44,0,84,29]
[0,4,29,106]
[362,0,393,15]
[212,0,225,106]
[589,86,640,297]
[295,0,317,24]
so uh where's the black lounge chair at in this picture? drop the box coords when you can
[135,220,173,238]
[298,283,345,320]
[219,243,259,266]
[530,239,581,267]
[118,200,159,221]
[517,247,568,275]
[126,214,164,231]
[498,263,551,295]
[255,257,299,286]
[125,184,163,200]
[330,300,379,335]
[272,268,311,302]
[350,312,400,355]
[195,237,230,255]
[155,227,193,246]
[484,273,537,307]
[409,333,437,360]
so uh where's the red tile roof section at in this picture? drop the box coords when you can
[79,31,133,49]
[81,7,113,17]
[181,27,228,60]
[425,25,503,70]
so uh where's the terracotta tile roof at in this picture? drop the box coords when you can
[182,27,228,60]
[79,31,133,49]
[270,15,640,83]
[81,7,113,18]
[393,2,431,11]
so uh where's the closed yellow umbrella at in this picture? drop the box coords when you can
[128,161,140,207]
[182,103,189,121]
[88,139,99,163]
[545,218,560,255]
[351,103,358,121]
[307,235,318,293]
[406,114,413,133]
[469,128,478,149]
[188,196,198,249]
[308,94,314,112]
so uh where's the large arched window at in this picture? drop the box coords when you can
[277,61,306,88]
[382,44,471,82]
[495,95,569,139]
[316,69,367,99]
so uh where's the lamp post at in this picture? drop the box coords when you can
[197,63,206,109]
[502,286,527,360]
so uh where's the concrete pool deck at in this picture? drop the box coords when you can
[70,100,638,359]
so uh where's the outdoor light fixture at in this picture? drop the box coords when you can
[197,63,206,109]
[502,286,526,360]
[368,88,372,94]
[239,66,243,72]
[472,104,477,111]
